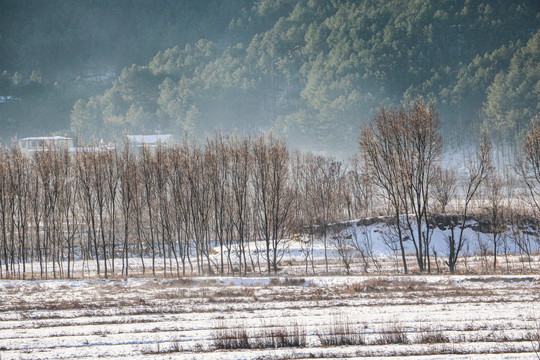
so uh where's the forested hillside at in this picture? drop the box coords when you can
[0,0,253,139]
[1,0,539,151]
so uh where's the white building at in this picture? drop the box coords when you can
[126,134,173,150]
[19,136,74,153]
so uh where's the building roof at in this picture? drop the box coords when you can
[126,134,172,145]
[20,136,72,141]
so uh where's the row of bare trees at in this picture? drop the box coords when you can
[0,132,374,279]
[0,100,539,279]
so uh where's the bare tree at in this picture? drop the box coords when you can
[301,153,346,273]
[361,99,442,273]
[169,143,193,275]
[399,99,442,273]
[0,147,11,278]
[361,113,408,273]
[332,232,355,275]
[347,155,374,219]
[75,148,102,277]
[9,145,32,278]
[29,154,43,278]
[57,148,78,279]
[482,170,507,270]
[252,135,293,273]
[206,134,230,275]
[510,215,537,270]
[153,143,172,277]
[34,146,64,278]
[104,146,121,277]
[185,143,213,274]
[349,223,381,273]
[433,167,457,216]
[442,134,493,274]
[139,146,158,275]
[92,151,110,279]
[0,148,14,278]
[119,141,137,277]
[229,135,253,275]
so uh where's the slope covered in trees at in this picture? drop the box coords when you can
[0,0,254,139]
[1,0,539,151]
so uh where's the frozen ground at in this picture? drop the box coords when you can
[2,217,540,359]
[1,272,540,359]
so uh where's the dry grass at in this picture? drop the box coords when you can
[2,273,540,359]
[141,339,183,355]
[417,326,450,344]
[212,323,250,350]
[253,323,307,348]
[211,288,255,298]
[317,317,366,346]
[373,320,409,345]
[527,321,540,359]
[211,321,307,350]
[349,277,434,294]
[351,278,392,293]
[269,277,306,286]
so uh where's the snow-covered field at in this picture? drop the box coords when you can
[1,272,540,359]
[2,217,540,359]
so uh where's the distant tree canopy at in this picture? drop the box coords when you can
[483,31,540,140]
[0,0,539,150]
[0,0,253,75]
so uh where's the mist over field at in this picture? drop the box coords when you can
[0,0,538,153]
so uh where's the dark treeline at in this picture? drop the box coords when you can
[0,0,252,75]
[2,100,540,279]
[1,0,538,151]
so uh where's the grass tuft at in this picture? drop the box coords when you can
[318,317,366,346]
[417,326,450,344]
[374,320,409,345]
[212,321,306,350]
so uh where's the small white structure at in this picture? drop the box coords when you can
[126,134,173,150]
[19,136,74,153]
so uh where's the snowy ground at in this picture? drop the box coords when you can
[2,217,540,359]
[1,272,540,359]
